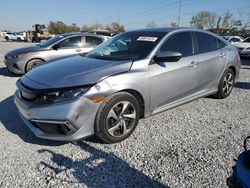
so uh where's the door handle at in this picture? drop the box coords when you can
[219,52,226,58]
[76,49,82,52]
[189,61,200,67]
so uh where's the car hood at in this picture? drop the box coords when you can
[21,55,132,89]
[5,45,46,56]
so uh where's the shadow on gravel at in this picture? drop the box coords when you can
[235,82,250,90]
[0,67,20,77]
[37,141,168,187]
[0,96,64,146]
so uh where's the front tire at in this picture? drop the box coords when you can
[26,59,43,72]
[94,92,140,143]
[17,37,21,42]
[213,68,235,99]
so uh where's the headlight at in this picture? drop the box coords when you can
[7,54,26,59]
[36,87,89,103]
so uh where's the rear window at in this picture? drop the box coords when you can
[195,32,218,54]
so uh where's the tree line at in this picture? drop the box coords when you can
[47,11,250,35]
[48,21,125,34]
[190,11,250,34]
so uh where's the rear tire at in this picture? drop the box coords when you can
[213,68,235,99]
[26,59,43,72]
[94,92,140,144]
[5,36,9,41]
[17,37,21,42]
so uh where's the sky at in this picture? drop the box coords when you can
[0,0,250,31]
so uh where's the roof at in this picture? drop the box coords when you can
[60,32,103,37]
[128,27,190,33]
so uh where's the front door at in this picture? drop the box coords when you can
[149,31,202,112]
[49,36,84,60]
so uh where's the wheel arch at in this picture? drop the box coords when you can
[118,89,145,119]
[25,58,45,72]
[228,65,236,76]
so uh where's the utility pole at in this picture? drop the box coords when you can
[118,14,121,25]
[177,0,182,27]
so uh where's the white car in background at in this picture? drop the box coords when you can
[222,36,244,44]
[4,32,27,42]
[233,37,250,58]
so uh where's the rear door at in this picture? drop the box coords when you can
[149,31,203,112]
[193,31,227,92]
[49,36,83,60]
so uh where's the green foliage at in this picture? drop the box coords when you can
[48,21,80,34]
[81,22,125,33]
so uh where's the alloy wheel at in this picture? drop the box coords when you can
[27,60,42,72]
[106,101,137,137]
[222,72,234,95]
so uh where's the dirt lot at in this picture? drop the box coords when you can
[0,39,249,188]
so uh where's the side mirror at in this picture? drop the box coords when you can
[52,44,60,50]
[154,51,182,63]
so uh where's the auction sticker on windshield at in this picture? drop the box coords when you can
[137,36,158,42]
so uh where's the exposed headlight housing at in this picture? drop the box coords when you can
[35,87,89,103]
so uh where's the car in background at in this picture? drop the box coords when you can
[233,37,250,58]
[0,30,11,38]
[222,36,244,44]
[4,32,27,42]
[14,28,240,143]
[4,32,107,74]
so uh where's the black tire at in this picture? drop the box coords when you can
[17,37,21,42]
[213,68,235,99]
[5,36,9,41]
[26,59,43,72]
[94,92,140,143]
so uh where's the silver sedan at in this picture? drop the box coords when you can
[14,28,240,143]
[4,32,107,74]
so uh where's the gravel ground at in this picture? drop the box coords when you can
[0,39,249,188]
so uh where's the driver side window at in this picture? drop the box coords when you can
[159,32,193,57]
[58,36,82,48]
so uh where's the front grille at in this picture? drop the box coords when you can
[31,121,71,135]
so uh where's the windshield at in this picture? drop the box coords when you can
[40,35,64,47]
[86,31,166,61]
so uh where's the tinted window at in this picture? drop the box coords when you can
[85,36,103,46]
[59,36,82,48]
[195,32,218,54]
[159,32,193,57]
